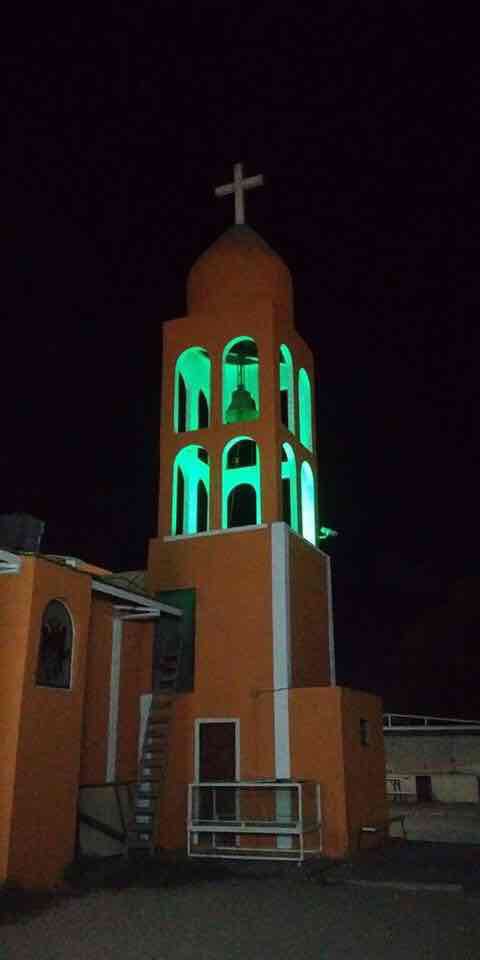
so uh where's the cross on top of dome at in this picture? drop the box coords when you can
[214,162,264,225]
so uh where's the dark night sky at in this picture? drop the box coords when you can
[2,6,479,715]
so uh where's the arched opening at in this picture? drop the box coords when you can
[298,367,313,450]
[177,374,187,432]
[301,461,316,545]
[222,436,261,529]
[227,438,257,469]
[198,390,209,429]
[223,337,260,424]
[171,445,210,535]
[197,479,208,533]
[175,467,185,535]
[279,344,295,433]
[281,443,299,531]
[36,600,74,689]
[174,347,211,432]
[227,483,257,528]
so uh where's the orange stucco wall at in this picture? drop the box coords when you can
[340,687,387,848]
[6,558,92,888]
[148,525,277,849]
[79,597,114,785]
[289,686,386,857]
[80,598,153,787]
[117,621,153,782]
[289,533,331,687]
[0,561,35,884]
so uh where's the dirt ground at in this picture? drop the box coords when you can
[2,805,479,959]
[390,801,480,844]
[1,854,479,960]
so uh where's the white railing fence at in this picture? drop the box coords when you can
[187,779,321,862]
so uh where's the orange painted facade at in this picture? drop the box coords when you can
[290,687,387,856]
[146,224,386,858]
[1,215,386,889]
[1,558,92,888]
[0,558,154,888]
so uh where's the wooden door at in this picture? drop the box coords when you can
[197,721,237,824]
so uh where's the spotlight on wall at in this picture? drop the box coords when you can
[318,526,339,540]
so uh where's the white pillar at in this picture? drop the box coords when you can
[271,523,292,848]
[106,617,123,782]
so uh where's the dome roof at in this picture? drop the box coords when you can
[187,225,293,314]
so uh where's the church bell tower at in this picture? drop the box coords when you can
[154,163,320,545]
[145,164,386,858]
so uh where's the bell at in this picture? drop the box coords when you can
[226,383,257,423]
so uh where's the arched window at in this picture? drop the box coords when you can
[36,600,73,689]
[279,344,295,433]
[281,443,299,531]
[222,437,261,529]
[174,347,211,433]
[171,445,210,535]
[301,461,316,545]
[223,337,260,424]
[298,368,313,450]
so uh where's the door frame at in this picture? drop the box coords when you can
[194,718,240,783]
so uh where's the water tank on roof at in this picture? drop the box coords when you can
[0,513,45,552]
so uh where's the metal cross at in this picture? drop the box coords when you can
[214,162,264,225]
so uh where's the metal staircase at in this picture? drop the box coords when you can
[127,649,182,855]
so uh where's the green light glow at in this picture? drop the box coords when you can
[171,444,210,535]
[300,461,316,545]
[174,347,211,432]
[298,368,313,451]
[279,344,295,433]
[281,442,299,531]
[318,526,338,540]
[223,337,260,424]
[222,436,261,528]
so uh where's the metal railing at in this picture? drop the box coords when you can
[187,780,321,862]
[383,713,480,732]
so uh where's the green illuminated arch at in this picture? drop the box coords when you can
[281,443,299,531]
[300,460,316,545]
[171,444,210,535]
[298,368,313,450]
[222,436,261,528]
[174,347,211,433]
[223,337,260,424]
[279,344,295,433]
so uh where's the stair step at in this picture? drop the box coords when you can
[126,680,179,854]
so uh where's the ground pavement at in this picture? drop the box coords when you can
[1,842,480,960]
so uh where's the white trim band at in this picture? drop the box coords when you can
[271,522,291,780]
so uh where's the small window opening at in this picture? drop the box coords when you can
[36,600,73,689]
[360,718,370,746]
